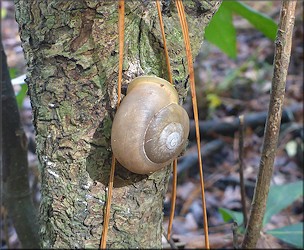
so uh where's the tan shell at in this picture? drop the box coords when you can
[111,76,189,174]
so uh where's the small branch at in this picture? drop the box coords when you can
[232,221,239,249]
[238,115,248,228]
[1,40,40,248]
[162,229,178,249]
[241,1,297,248]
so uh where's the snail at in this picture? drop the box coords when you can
[111,75,189,174]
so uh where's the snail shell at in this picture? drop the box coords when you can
[111,75,189,174]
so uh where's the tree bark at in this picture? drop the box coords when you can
[14,0,221,248]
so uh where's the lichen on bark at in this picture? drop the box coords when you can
[14,0,221,248]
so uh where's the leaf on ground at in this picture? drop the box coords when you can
[266,223,304,248]
[219,207,243,226]
[264,181,303,226]
[207,93,222,109]
[16,84,28,108]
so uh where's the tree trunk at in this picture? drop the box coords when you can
[1,40,40,249]
[14,0,221,248]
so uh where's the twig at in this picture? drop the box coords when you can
[232,221,239,249]
[238,115,248,228]
[162,229,178,249]
[241,1,297,248]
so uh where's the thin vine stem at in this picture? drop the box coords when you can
[156,0,173,84]
[156,0,178,241]
[167,159,177,240]
[175,0,210,248]
[238,115,248,228]
[100,1,124,248]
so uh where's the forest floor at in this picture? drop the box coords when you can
[1,1,303,249]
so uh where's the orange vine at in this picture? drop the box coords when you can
[156,0,177,240]
[175,0,210,248]
[100,0,125,249]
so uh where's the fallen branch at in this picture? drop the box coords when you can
[189,103,302,140]
[177,139,225,174]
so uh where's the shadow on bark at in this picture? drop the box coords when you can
[86,121,148,188]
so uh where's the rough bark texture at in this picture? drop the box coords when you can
[14,0,221,248]
[1,41,40,248]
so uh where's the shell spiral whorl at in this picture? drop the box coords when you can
[111,75,189,174]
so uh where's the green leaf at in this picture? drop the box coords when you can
[219,207,243,225]
[1,8,7,19]
[224,1,277,41]
[266,223,304,248]
[263,181,303,225]
[206,93,222,109]
[205,4,236,58]
[16,84,28,108]
[9,68,17,79]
